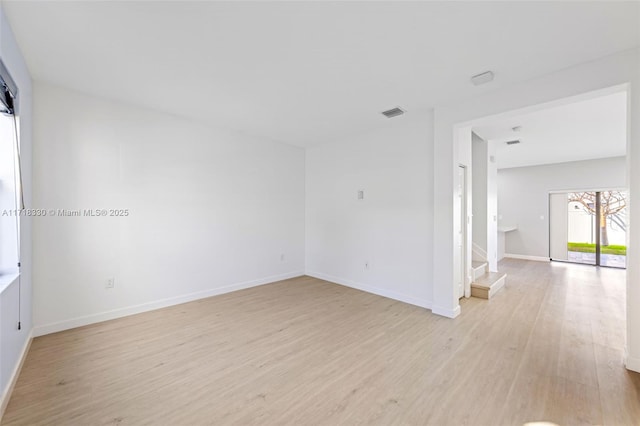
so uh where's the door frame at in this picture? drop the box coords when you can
[455,164,468,299]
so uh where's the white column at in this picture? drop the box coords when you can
[432,108,460,318]
[625,75,640,372]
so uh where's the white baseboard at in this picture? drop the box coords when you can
[624,348,640,373]
[431,304,461,319]
[33,271,305,337]
[0,328,33,420]
[504,253,550,262]
[305,271,432,310]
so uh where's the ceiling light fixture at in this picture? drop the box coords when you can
[470,71,494,86]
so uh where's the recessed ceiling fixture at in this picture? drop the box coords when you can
[470,71,494,86]
[381,107,405,118]
[506,140,521,145]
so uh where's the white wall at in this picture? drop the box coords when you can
[486,141,498,270]
[498,156,626,258]
[305,111,434,308]
[472,133,487,252]
[471,132,499,271]
[0,6,33,411]
[455,127,473,298]
[32,82,305,335]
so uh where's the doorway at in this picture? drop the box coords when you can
[550,190,627,268]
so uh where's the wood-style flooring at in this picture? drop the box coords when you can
[3,259,639,425]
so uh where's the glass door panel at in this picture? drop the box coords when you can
[599,191,627,268]
[567,192,597,265]
[556,190,628,268]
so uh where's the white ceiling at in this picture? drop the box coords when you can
[3,1,639,147]
[473,90,628,169]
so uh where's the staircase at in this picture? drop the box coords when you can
[471,261,507,299]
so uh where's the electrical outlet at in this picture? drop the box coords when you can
[106,278,115,289]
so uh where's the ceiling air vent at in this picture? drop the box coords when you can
[381,107,405,118]
[506,140,521,145]
[471,71,494,86]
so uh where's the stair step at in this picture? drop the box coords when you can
[472,261,489,281]
[471,272,507,300]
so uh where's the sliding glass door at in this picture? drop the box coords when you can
[550,190,627,268]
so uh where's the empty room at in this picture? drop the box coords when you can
[0,1,639,425]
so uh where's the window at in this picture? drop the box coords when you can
[0,59,20,277]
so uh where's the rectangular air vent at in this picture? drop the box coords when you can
[506,140,521,145]
[471,71,494,86]
[381,107,405,118]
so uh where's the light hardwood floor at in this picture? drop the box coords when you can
[3,259,640,425]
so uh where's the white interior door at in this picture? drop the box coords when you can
[454,165,466,299]
[549,193,569,260]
